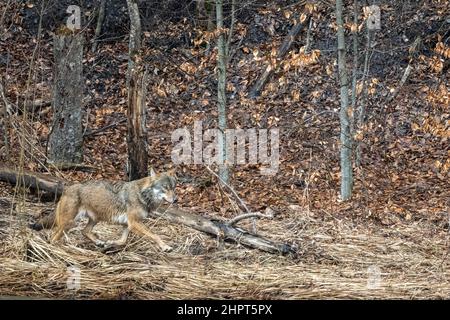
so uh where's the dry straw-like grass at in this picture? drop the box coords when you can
[0,200,448,299]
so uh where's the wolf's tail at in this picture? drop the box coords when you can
[29,211,56,231]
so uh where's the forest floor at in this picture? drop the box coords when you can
[0,1,449,298]
[0,196,448,299]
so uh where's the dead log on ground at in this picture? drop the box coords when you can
[153,206,294,255]
[50,162,96,172]
[21,99,51,114]
[0,166,64,197]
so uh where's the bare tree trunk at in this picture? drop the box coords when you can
[0,82,11,158]
[356,27,372,167]
[126,0,147,181]
[207,1,215,32]
[196,0,214,30]
[305,17,313,53]
[126,0,142,85]
[216,0,229,184]
[350,0,358,142]
[47,29,84,167]
[127,56,148,181]
[336,0,353,200]
[91,0,106,53]
[196,0,206,26]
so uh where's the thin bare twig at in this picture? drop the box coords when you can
[227,212,274,226]
[226,0,236,58]
[83,118,127,137]
[388,36,421,102]
[205,165,259,233]
[205,165,251,214]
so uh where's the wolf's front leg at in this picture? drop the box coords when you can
[82,218,105,247]
[105,227,130,247]
[128,219,172,252]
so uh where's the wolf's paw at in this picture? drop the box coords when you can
[94,239,106,247]
[104,240,123,248]
[104,240,111,246]
[161,244,173,253]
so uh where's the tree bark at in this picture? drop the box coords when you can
[126,0,142,85]
[216,0,229,184]
[47,29,84,166]
[127,55,148,181]
[356,26,372,167]
[350,0,358,143]
[126,0,147,181]
[336,0,353,200]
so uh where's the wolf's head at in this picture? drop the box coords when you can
[141,168,177,205]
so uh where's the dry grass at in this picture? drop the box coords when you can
[0,199,449,299]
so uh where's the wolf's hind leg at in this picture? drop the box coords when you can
[50,193,80,244]
[50,220,75,243]
[51,226,66,243]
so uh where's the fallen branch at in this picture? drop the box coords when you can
[388,36,420,103]
[205,165,250,213]
[153,206,294,255]
[83,118,127,137]
[49,162,96,172]
[388,64,412,102]
[249,14,309,98]
[0,166,64,197]
[22,99,51,114]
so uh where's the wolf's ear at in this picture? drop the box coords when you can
[149,167,157,177]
